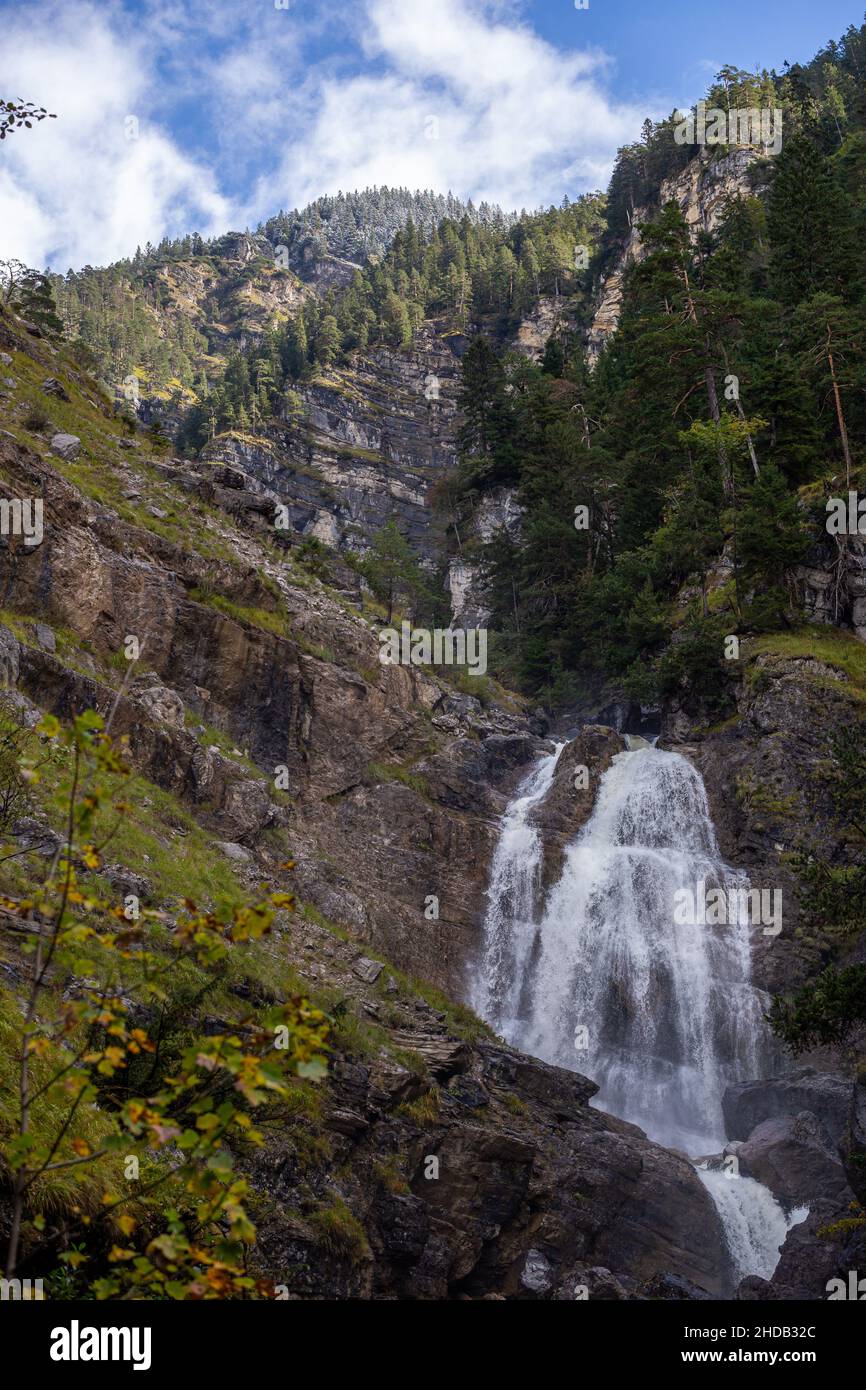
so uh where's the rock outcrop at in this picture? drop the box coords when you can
[735,1112,855,1208]
[247,905,731,1300]
[724,1071,855,1146]
[588,147,770,362]
[200,322,464,568]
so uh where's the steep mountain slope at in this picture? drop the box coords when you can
[0,306,533,993]
[587,146,770,362]
[3,19,866,1301]
[0,301,750,1301]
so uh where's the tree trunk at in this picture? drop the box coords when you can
[826,335,854,488]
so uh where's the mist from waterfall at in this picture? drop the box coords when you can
[472,741,802,1285]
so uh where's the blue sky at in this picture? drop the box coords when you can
[529,0,865,105]
[0,0,863,271]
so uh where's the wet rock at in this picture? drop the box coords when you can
[531,726,623,893]
[737,1111,855,1208]
[723,1071,853,1146]
[742,1202,866,1301]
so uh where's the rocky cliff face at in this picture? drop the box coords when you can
[588,147,770,362]
[153,232,308,346]
[200,321,465,567]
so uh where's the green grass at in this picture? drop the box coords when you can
[11,736,250,913]
[0,345,257,572]
[372,1155,410,1195]
[187,719,266,779]
[307,1196,370,1263]
[362,953,493,1047]
[366,761,430,798]
[188,590,290,639]
[298,902,352,943]
[397,1088,441,1126]
[503,1093,529,1117]
[747,626,866,701]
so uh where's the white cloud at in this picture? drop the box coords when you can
[0,1,236,269]
[0,0,659,271]
[258,0,655,215]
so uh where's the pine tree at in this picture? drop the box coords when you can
[362,521,430,624]
[767,134,859,305]
[314,314,340,365]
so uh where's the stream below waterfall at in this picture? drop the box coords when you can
[471,741,807,1287]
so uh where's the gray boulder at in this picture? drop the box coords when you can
[134,682,185,729]
[220,777,275,840]
[520,1248,553,1294]
[353,956,384,985]
[10,816,63,858]
[738,1111,854,1207]
[723,1069,853,1145]
[34,623,56,653]
[50,432,81,461]
[217,841,252,864]
[41,377,69,401]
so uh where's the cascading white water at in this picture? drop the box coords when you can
[473,741,804,1284]
[533,747,770,1151]
[472,745,563,1036]
[697,1168,808,1284]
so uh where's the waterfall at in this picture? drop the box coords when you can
[474,741,804,1285]
[697,1167,809,1283]
[471,745,563,1033]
